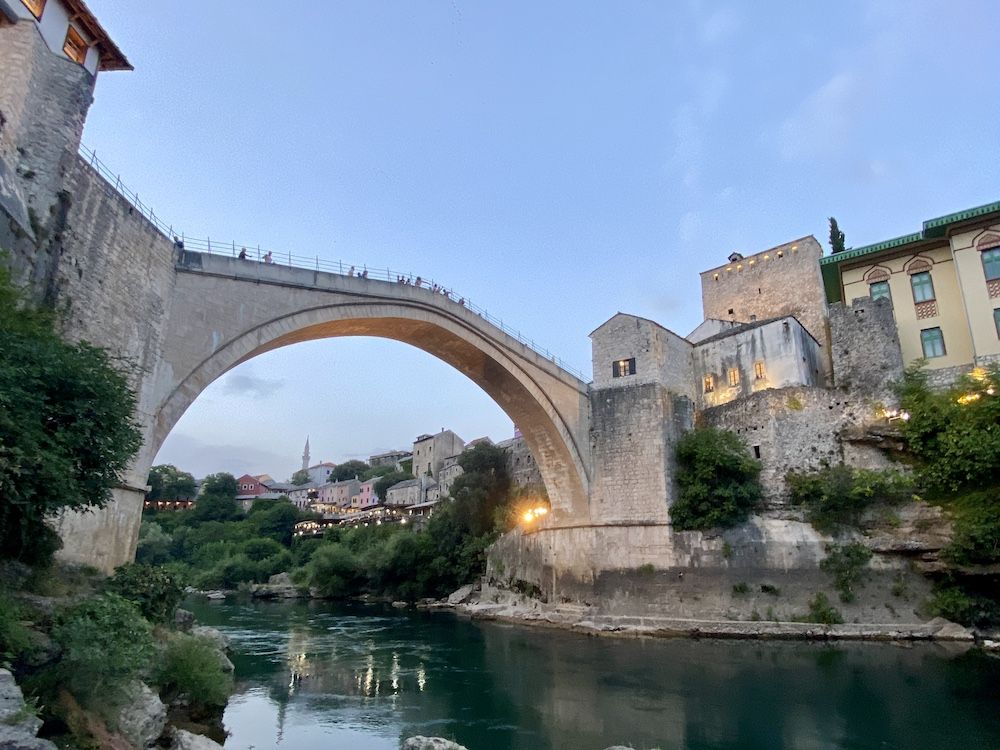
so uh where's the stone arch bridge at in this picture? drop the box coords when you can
[53,247,594,570]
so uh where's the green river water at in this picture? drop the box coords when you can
[186,599,1000,750]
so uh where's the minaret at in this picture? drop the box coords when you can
[301,437,311,471]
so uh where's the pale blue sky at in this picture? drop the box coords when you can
[82,1,1000,480]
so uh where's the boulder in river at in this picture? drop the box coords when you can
[117,681,167,748]
[0,668,57,750]
[447,584,475,605]
[171,728,225,750]
[401,737,469,750]
[191,626,231,652]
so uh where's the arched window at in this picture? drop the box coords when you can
[978,234,1000,283]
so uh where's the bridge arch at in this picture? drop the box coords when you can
[150,253,592,520]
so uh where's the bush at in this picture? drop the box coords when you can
[106,563,183,623]
[820,543,872,603]
[305,544,363,599]
[786,464,913,533]
[53,594,153,707]
[194,554,259,590]
[241,538,286,562]
[794,593,843,625]
[135,522,173,565]
[156,633,233,707]
[928,585,976,624]
[942,490,1000,566]
[897,364,1000,492]
[0,593,31,664]
[671,428,762,530]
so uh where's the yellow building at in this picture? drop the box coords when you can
[820,201,1000,385]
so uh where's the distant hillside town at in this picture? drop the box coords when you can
[147,427,543,533]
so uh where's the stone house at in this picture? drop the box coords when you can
[313,477,360,513]
[588,235,903,512]
[412,430,464,479]
[386,476,437,507]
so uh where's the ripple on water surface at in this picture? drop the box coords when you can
[186,599,1000,750]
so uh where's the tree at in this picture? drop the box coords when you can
[248,500,300,545]
[828,217,846,254]
[330,460,370,482]
[361,463,397,481]
[200,472,238,498]
[290,468,311,486]
[147,464,197,500]
[671,428,762,530]
[0,266,142,563]
[451,443,511,536]
[188,493,241,524]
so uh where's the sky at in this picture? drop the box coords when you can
[80,0,1000,481]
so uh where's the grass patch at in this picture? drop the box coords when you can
[792,593,843,625]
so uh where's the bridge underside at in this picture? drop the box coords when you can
[151,254,593,522]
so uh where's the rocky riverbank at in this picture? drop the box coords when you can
[434,584,985,644]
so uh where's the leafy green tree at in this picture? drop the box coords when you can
[828,217,846,254]
[361,464,397,481]
[451,443,511,536]
[897,364,1000,492]
[189,492,242,523]
[147,464,197,500]
[248,501,300,545]
[0,266,142,563]
[200,472,239,498]
[374,470,413,501]
[306,544,363,598]
[671,428,762,530]
[290,468,311,486]
[330,460,370,482]
[135,521,173,565]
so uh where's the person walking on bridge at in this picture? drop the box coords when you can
[263,251,273,264]
[238,247,247,260]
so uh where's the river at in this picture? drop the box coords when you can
[186,599,1000,750]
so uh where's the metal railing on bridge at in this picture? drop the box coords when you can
[78,144,587,381]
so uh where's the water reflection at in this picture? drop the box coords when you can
[187,600,1000,750]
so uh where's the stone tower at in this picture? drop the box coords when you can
[301,436,311,472]
[0,1,131,297]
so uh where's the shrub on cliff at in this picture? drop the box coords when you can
[156,633,233,708]
[53,593,153,707]
[671,428,762,530]
[0,266,142,564]
[897,363,1000,492]
[106,563,183,623]
[819,542,872,602]
[942,489,1000,566]
[786,464,913,533]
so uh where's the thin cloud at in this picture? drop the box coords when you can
[778,72,860,161]
[219,372,285,399]
[700,7,742,46]
[154,433,292,480]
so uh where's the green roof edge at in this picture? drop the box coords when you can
[817,199,1000,304]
